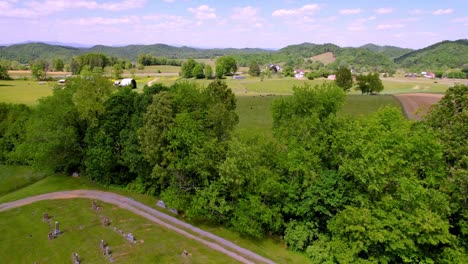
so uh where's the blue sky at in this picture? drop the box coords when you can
[1,0,467,49]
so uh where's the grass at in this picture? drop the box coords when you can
[235,94,402,136]
[0,199,237,263]
[0,165,46,196]
[0,172,311,263]
[0,79,54,105]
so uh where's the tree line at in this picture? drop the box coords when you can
[0,73,467,262]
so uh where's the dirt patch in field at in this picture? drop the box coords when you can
[309,52,336,65]
[8,70,72,77]
[394,93,443,120]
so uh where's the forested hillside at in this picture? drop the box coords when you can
[360,43,413,59]
[0,40,466,72]
[0,43,81,63]
[395,39,468,70]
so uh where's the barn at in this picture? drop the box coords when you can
[115,78,137,89]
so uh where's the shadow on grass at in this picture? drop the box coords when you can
[0,84,14,87]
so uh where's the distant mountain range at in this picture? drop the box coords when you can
[0,39,466,70]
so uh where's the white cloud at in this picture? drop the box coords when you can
[451,17,468,23]
[339,9,362,15]
[74,16,135,26]
[346,16,376,32]
[26,0,147,12]
[272,4,321,17]
[375,8,393,14]
[0,0,147,18]
[377,24,406,30]
[188,5,216,20]
[230,6,264,28]
[432,9,453,15]
[163,0,175,2]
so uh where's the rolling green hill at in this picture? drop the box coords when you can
[360,43,413,59]
[0,40,466,72]
[394,39,468,70]
[0,43,81,63]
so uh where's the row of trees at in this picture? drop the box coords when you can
[1,71,466,262]
[137,54,182,66]
[335,67,384,94]
[180,56,237,79]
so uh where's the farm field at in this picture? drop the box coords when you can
[235,94,401,135]
[0,167,311,264]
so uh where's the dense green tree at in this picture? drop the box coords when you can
[335,66,353,92]
[355,72,384,94]
[52,58,64,71]
[248,62,261,77]
[215,56,237,78]
[84,87,138,185]
[30,60,47,80]
[425,85,468,245]
[12,85,84,173]
[180,58,197,78]
[138,80,238,204]
[0,65,11,80]
[70,73,115,127]
[283,66,294,77]
[112,63,123,79]
[0,103,30,163]
[204,64,213,79]
[192,64,205,79]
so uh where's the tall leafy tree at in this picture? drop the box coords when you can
[180,58,197,78]
[31,60,47,80]
[248,62,261,77]
[215,56,237,78]
[204,64,213,79]
[192,64,205,79]
[335,66,353,92]
[52,58,64,72]
[0,65,11,80]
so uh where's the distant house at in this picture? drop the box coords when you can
[232,75,245,80]
[294,69,305,79]
[114,78,137,89]
[424,72,435,79]
[269,64,282,73]
[327,75,336,80]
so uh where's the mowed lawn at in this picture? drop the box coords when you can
[0,199,238,264]
[0,80,54,105]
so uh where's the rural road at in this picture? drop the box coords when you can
[0,190,275,264]
[394,93,444,120]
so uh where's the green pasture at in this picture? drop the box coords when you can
[0,168,311,264]
[0,80,55,105]
[0,165,45,196]
[235,94,401,136]
[0,199,236,264]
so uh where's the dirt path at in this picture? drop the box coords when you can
[394,93,443,120]
[147,77,160,86]
[0,190,275,264]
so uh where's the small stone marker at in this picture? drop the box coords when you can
[54,221,61,235]
[72,252,80,264]
[101,216,110,226]
[42,213,49,221]
[72,172,79,178]
[105,246,110,256]
[156,200,166,208]
[48,232,55,240]
[169,208,179,215]
[92,200,98,211]
[126,233,136,243]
